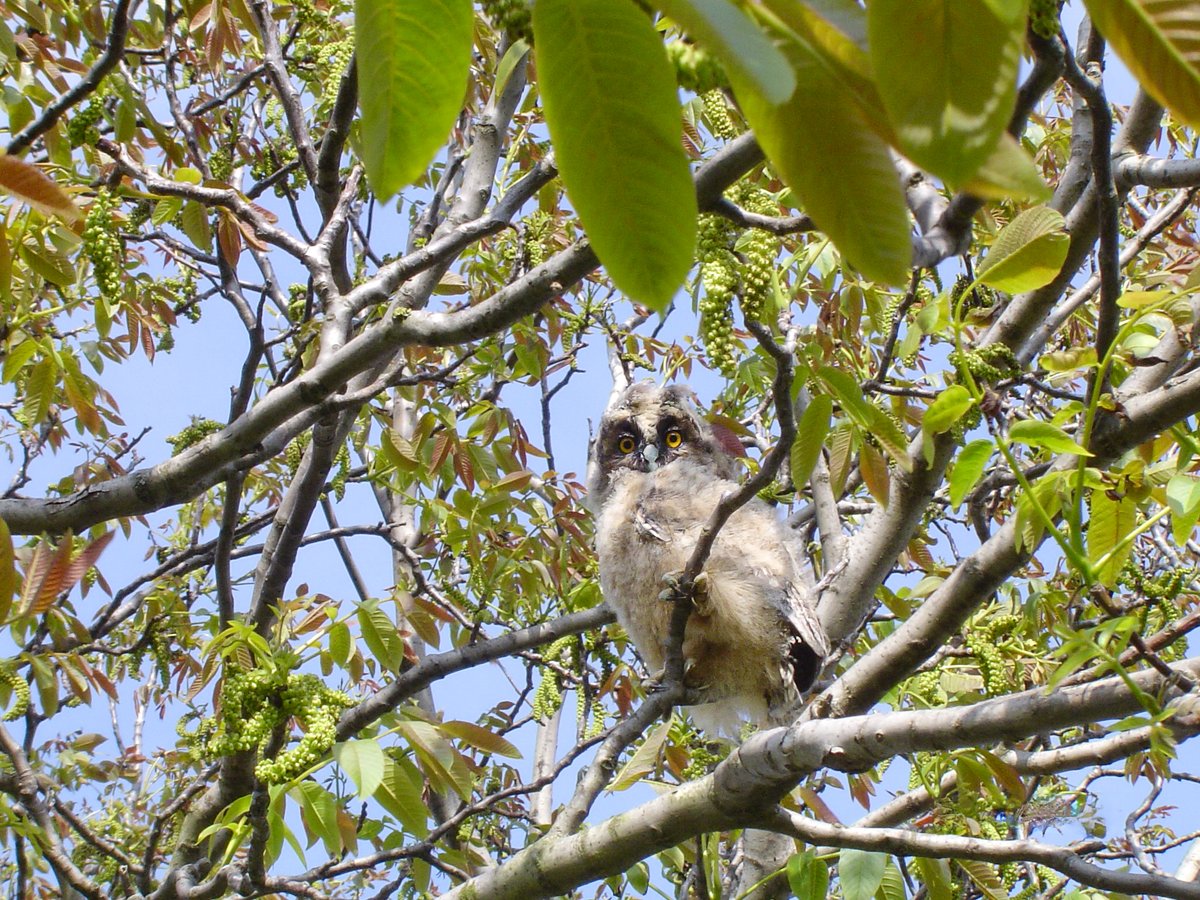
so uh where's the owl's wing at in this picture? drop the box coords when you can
[777,581,829,692]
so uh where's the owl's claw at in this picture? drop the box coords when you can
[645,660,709,698]
[657,571,713,616]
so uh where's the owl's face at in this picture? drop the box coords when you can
[586,382,738,508]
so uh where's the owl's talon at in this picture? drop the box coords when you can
[657,571,686,603]
[657,571,713,616]
[645,669,666,693]
[692,572,713,617]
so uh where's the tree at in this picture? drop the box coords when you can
[4,0,1200,896]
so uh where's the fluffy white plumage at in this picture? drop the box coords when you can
[587,383,828,734]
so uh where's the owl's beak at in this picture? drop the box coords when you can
[641,443,660,471]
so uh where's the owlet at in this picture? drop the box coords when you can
[587,382,828,734]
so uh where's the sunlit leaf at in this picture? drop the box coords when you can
[534,0,697,309]
[1167,473,1200,544]
[922,386,975,462]
[610,717,671,790]
[355,0,474,199]
[0,518,13,623]
[839,848,887,900]
[977,206,1069,293]
[292,781,342,856]
[759,0,886,134]
[1041,346,1098,372]
[334,738,385,799]
[949,439,994,508]
[787,850,829,898]
[656,0,795,103]
[356,601,407,672]
[1008,419,1091,456]
[1088,486,1137,588]
[962,133,1051,201]
[791,394,832,488]
[913,856,954,900]
[440,720,522,758]
[376,755,429,837]
[959,858,1006,899]
[869,0,1026,186]
[878,859,907,900]
[732,33,911,285]
[1085,0,1200,127]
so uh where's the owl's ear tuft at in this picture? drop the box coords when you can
[706,415,749,458]
[660,384,700,408]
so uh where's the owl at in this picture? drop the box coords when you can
[587,382,829,735]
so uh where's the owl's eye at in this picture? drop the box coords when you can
[617,435,636,454]
[664,429,683,449]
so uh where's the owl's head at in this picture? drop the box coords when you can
[586,382,740,508]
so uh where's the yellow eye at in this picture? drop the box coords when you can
[618,435,636,454]
[664,429,683,449]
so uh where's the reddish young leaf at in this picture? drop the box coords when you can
[0,155,82,221]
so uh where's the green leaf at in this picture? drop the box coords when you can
[868,0,1026,186]
[625,861,650,893]
[923,385,975,436]
[962,132,1051,201]
[959,859,1006,899]
[879,859,907,900]
[1008,419,1092,456]
[20,243,74,287]
[291,781,341,856]
[838,847,887,900]
[949,438,994,508]
[440,719,522,759]
[1118,289,1172,309]
[334,738,385,799]
[180,201,212,253]
[1085,0,1200,127]
[328,620,352,666]
[534,0,696,309]
[921,385,974,465]
[786,850,829,898]
[1088,487,1137,588]
[0,517,13,624]
[791,394,832,488]
[376,755,429,837]
[657,0,795,103]
[816,365,874,424]
[977,206,1069,293]
[610,717,671,790]
[494,38,530,100]
[731,34,911,285]
[395,719,474,800]
[759,0,881,129]
[2,339,38,384]
[816,366,912,471]
[1041,346,1098,373]
[355,0,474,199]
[356,601,407,672]
[914,856,954,900]
[1167,473,1200,545]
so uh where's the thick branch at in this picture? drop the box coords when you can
[767,807,1200,900]
[442,658,1200,900]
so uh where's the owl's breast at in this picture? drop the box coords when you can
[595,474,685,667]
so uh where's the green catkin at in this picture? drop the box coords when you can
[84,190,124,307]
[0,663,30,721]
[701,90,738,140]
